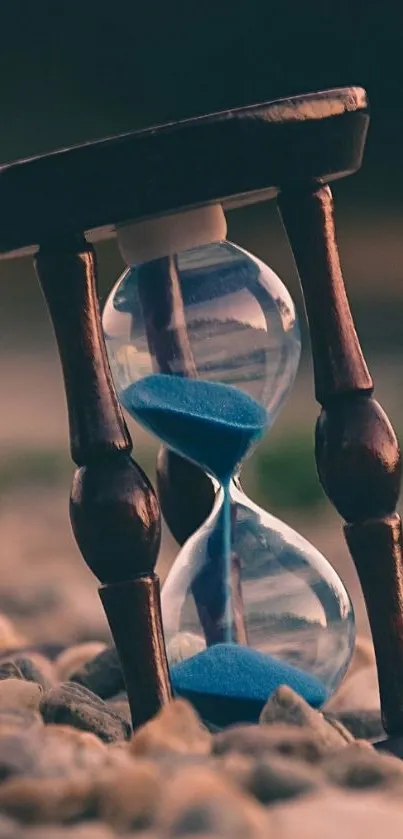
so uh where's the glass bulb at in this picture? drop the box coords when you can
[103,240,301,466]
[103,231,355,725]
[162,481,355,708]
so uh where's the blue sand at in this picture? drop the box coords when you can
[122,374,268,646]
[171,643,327,726]
[121,374,268,483]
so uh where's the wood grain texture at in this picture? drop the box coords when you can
[100,575,172,729]
[0,87,368,258]
[35,235,172,727]
[279,184,403,737]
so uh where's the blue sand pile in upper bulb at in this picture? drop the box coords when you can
[170,643,327,726]
[121,374,269,481]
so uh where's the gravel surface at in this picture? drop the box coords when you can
[0,617,396,838]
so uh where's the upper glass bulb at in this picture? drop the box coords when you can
[103,239,301,477]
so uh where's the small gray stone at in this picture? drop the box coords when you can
[221,752,324,804]
[40,682,130,744]
[260,685,353,748]
[0,710,43,733]
[155,765,269,837]
[0,680,42,712]
[56,643,107,682]
[131,699,211,758]
[273,787,403,839]
[325,709,384,741]
[107,696,132,725]
[0,663,24,682]
[0,733,39,781]
[0,656,55,691]
[323,742,403,790]
[70,647,124,700]
[26,825,114,839]
[0,815,21,838]
[0,774,95,824]
[213,723,344,763]
[94,760,162,830]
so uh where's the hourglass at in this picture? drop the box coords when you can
[102,206,355,723]
[0,86,402,750]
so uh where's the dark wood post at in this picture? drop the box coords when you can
[278,185,403,736]
[34,234,172,729]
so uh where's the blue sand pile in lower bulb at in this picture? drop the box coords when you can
[170,643,328,727]
[121,374,268,482]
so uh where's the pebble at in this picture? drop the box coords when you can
[56,643,108,682]
[221,751,324,804]
[166,631,206,665]
[0,724,108,783]
[0,680,42,712]
[26,825,115,839]
[323,742,403,790]
[36,725,107,776]
[213,723,345,763]
[272,787,403,839]
[260,685,353,749]
[0,732,39,781]
[40,682,131,744]
[0,615,26,652]
[94,760,162,831]
[0,663,24,682]
[325,709,384,741]
[107,697,131,725]
[0,775,94,824]
[70,647,124,700]
[0,655,55,691]
[154,765,269,838]
[0,815,21,838]
[131,699,211,758]
[0,710,43,735]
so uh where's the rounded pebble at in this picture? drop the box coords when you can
[0,774,94,824]
[26,825,114,839]
[56,643,107,682]
[154,765,269,838]
[0,680,42,712]
[0,815,21,838]
[0,655,55,691]
[95,760,162,830]
[323,743,403,790]
[273,787,403,839]
[131,699,211,758]
[260,685,353,749]
[0,616,26,653]
[325,709,384,741]
[40,682,130,744]
[213,723,346,764]
[70,647,123,700]
[220,751,324,804]
[0,710,43,735]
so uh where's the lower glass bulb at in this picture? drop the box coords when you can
[162,480,355,720]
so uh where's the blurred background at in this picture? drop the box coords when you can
[0,0,401,646]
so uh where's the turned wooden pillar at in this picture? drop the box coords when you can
[278,185,403,737]
[34,235,172,729]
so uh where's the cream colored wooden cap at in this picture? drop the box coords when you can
[116,204,227,265]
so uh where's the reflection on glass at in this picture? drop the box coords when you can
[103,238,355,716]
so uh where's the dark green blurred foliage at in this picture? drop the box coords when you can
[252,434,326,513]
